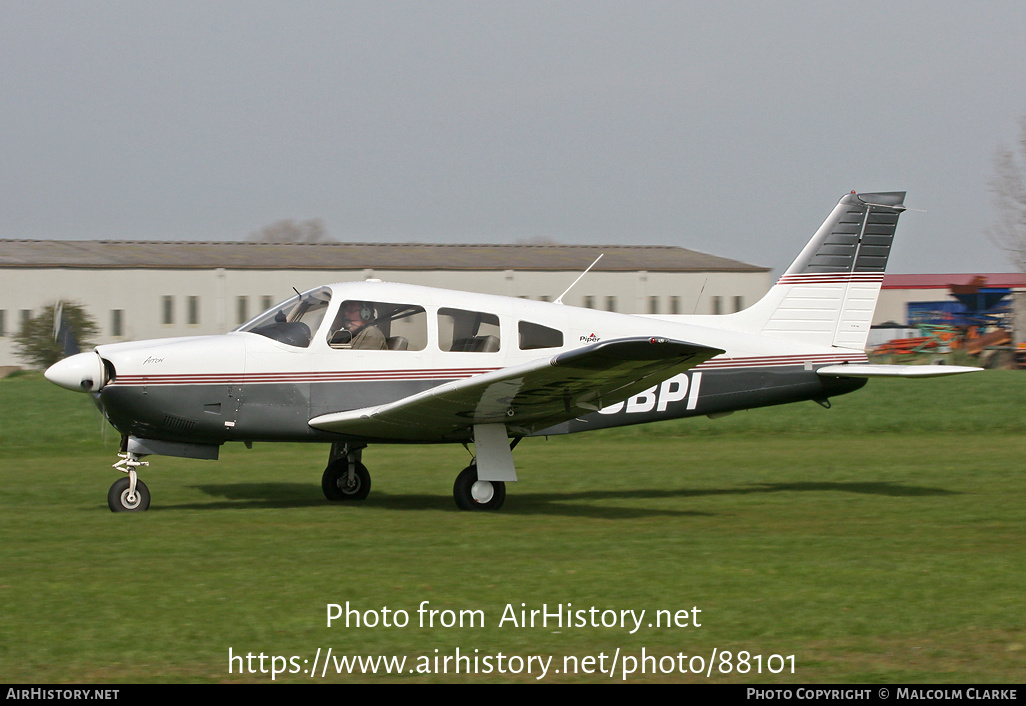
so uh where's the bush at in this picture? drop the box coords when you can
[14,302,100,369]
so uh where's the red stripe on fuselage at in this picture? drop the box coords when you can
[108,355,867,387]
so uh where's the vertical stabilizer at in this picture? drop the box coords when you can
[726,191,906,349]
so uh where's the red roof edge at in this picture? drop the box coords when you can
[882,273,1026,289]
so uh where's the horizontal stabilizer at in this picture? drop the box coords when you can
[816,364,982,378]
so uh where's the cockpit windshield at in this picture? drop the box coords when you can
[235,286,332,348]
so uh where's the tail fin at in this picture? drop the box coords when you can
[726,191,906,350]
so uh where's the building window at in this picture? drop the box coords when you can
[712,296,722,315]
[111,310,123,337]
[261,295,273,311]
[670,296,681,315]
[606,296,617,312]
[734,296,744,313]
[21,310,32,333]
[162,296,174,325]
[188,296,199,325]
[583,296,594,309]
[0,310,5,337]
[237,296,249,325]
[649,296,659,315]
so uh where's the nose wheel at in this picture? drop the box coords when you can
[108,452,151,512]
[108,476,151,512]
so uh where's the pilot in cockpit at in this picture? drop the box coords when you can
[332,301,387,350]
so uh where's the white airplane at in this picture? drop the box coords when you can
[45,191,980,512]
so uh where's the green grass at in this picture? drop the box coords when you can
[0,372,1023,682]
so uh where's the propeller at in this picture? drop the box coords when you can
[45,301,113,443]
[53,302,82,358]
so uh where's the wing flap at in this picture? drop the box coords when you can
[309,337,723,441]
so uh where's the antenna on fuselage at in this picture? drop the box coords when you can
[692,278,707,314]
[554,254,603,305]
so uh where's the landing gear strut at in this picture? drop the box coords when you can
[317,432,519,510]
[322,442,371,501]
[451,426,520,511]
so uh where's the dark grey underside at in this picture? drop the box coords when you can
[97,367,865,450]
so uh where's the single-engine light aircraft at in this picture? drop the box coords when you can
[45,191,980,511]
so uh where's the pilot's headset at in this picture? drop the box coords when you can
[346,302,374,323]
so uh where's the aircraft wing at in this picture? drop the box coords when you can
[308,337,723,441]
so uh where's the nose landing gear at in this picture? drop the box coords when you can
[109,453,150,512]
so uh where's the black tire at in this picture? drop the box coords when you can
[108,477,150,512]
[322,459,371,501]
[453,465,505,511]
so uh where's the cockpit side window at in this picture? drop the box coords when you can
[327,301,428,351]
[235,286,331,348]
[438,308,501,352]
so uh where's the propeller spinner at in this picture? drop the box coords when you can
[44,351,108,392]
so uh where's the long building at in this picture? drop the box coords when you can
[0,240,771,368]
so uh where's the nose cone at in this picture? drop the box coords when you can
[45,352,106,392]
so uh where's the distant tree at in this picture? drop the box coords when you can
[987,116,1026,272]
[14,302,100,369]
[248,218,334,243]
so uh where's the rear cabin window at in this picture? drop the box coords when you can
[518,321,564,350]
[326,301,427,351]
[438,308,501,352]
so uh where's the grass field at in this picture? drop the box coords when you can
[0,371,1023,683]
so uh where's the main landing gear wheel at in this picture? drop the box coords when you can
[453,465,505,511]
[322,459,371,501]
[108,476,150,512]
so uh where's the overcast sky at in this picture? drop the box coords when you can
[2,1,1025,274]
